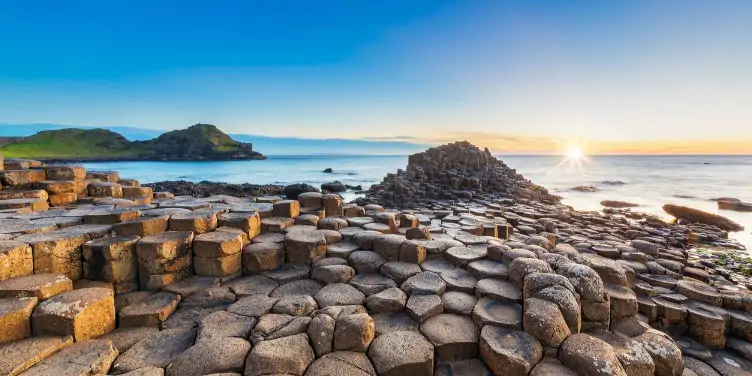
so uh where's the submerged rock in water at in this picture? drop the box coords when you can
[571,185,599,192]
[322,168,333,173]
[716,198,752,212]
[601,200,639,208]
[321,181,347,193]
[663,204,745,231]
[601,180,626,185]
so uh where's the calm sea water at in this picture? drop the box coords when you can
[81,155,752,249]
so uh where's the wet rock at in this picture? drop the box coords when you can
[663,204,744,231]
[321,181,347,193]
[283,183,319,200]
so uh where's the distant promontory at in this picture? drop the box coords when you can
[0,124,265,162]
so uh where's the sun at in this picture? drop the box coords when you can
[565,146,583,160]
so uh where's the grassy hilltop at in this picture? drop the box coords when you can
[0,124,265,161]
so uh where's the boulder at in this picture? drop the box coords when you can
[321,181,347,193]
[283,184,320,200]
[662,204,744,231]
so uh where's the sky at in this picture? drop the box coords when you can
[1,0,751,154]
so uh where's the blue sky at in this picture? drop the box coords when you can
[1,1,751,153]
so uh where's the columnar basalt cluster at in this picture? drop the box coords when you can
[357,141,560,209]
[0,148,751,376]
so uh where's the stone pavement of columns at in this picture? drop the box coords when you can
[0,151,750,376]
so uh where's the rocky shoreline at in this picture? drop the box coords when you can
[0,142,751,376]
[143,180,284,198]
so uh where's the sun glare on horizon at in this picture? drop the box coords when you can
[566,146,584,161]
[555,145,589,172]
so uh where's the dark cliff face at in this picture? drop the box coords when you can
[136,124,263,160]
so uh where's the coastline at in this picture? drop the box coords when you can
[27,155,268,164]
[1,143,751,375]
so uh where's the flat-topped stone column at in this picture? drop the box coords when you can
[193,231,243,279]
[0,240,33,281]
[31,287,115,341]
[82,236,140,294]
[0,296,37,344]
[136,232,194,291]
[13,232,88,281]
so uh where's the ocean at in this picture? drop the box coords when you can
[80,154,752,249]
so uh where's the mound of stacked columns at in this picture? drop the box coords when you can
[0,156,749,376]
[358,141,559,209]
